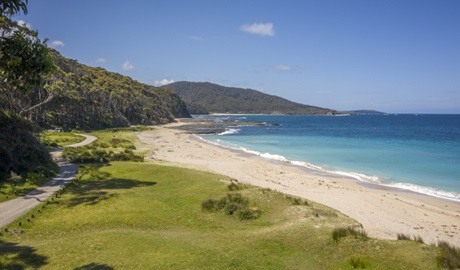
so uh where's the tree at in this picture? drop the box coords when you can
[0,0,28,16]
[0,0,55,117]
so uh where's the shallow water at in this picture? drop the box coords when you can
[199,114,460,201]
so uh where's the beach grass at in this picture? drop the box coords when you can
[0,159,440,269]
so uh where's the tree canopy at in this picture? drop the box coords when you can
[0,0,55,116]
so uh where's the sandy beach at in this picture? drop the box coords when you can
[137,121,460,246]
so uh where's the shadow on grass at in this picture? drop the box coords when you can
[74,262,114,270]
[0,239,48,269]
[65,178,156,208]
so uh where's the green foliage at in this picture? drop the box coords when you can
[29,51,190,130]
[0,1,55,116]
[332,227,368,242]
[62,147,143,164]
[0,0,28,16]
[0,111,58,183]
[165,81,336,115]
[201,193,260,220]
[436,241,460,269]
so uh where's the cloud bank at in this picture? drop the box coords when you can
[153,79,175,86]
[274,65,291,71]
[122,60,134,71]
[240,23,275,37]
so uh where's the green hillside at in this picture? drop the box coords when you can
[26,51,191,130]
[165,81,336,115]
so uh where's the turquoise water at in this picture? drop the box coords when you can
[199,114,460,201]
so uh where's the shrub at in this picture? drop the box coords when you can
[201,199,218,211]
[436,241,460,269]
[332,227,368,242]
[237,208,262,220]
[201,193,261,220]
[228,182,240,191]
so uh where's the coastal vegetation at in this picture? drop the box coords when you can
[40,131,84,148]
[0,157,441,269]
[0,111,58,202]
[164,81,336,115]
[0,0,188,187]
[29,50,190,130]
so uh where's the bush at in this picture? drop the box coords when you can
[436,241,460,269]
[237,208,262,220]
[0,111,58,183]
[201,193,261,220]
[201,199,217,211]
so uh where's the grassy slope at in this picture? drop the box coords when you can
[40,132,85,148]
[0,158,438,269]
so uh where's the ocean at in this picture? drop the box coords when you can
[197,114,460,202]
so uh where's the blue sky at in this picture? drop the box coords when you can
[15,0,460,113]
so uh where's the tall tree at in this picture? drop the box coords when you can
[0,0,55,117]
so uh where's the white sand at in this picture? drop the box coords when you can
[137,122,460,246]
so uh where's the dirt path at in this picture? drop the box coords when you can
[0,134,97,228]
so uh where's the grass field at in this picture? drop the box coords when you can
[0,159,440,269]
[40,132,86,148]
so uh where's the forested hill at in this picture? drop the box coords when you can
[164,81,336,115]
[30,51,191,130]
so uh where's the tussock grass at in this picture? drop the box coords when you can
[202,193,259,220]
[332,227,368,242]
[397,233,424,244]
[397,233,412,241]
[436,241,460,269]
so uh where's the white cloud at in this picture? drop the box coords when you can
[96,57,107,64]
[122,60,134,71]
[240,22,275,37]
[274,65,291,71]
[49,40,64,48]
[16,20,31,29]
[153,79,175,86]
[191,36,203,41]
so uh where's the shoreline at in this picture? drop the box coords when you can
[195,133,460,203]
[137,121,460,246]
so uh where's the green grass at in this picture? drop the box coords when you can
[40,132,85,148]
[0,161,440,269]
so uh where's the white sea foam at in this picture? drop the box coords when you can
[218,128,240,135]
[384,182,460,202]
[194,135,460,203]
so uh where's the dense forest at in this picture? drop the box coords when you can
[23,50,190,130]
[165,81,337,115]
